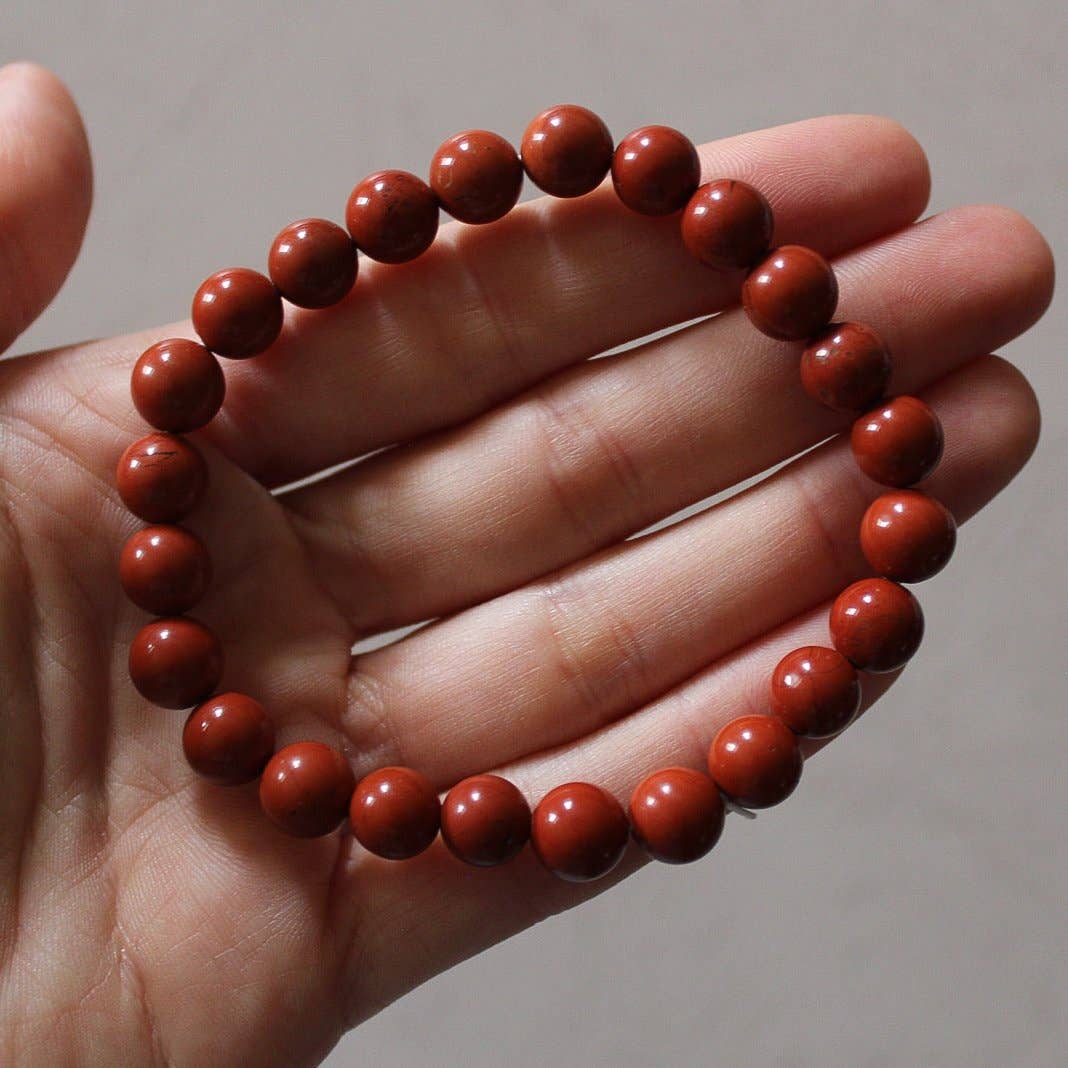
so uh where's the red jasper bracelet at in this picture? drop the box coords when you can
[116,105,955,881]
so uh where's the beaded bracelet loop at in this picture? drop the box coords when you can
[116,104,955,880]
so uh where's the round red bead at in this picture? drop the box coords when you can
[131,338,225,433]
[770,646,861,739]
[708,715,803,808]
[259,741,355,838]
[680,179,773,270]
[116,432,208,523]
[611,125,700,216]
[119,524,212,615]
[350,766,441,860]
[851,396,944,487]
[742,245,839,341]
[440,774,531,867]
[800,322,892,412]
[860,490,957,583]
[830,578,924,673]
[128,616,224,709]
[429,130,523,224]
[182,692,275,785]
[628,767,725,865]
[192,267,283,358]
[520,104,613,198]
[346,169,439,263]
[267,218,356,309]
[531,782,630,882]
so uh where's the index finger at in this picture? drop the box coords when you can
[60,113,929,486]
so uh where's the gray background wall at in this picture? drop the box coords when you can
[7,2,1065,1065]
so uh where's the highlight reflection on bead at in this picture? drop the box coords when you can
[708,715,803,808]
[521,104,613,198]
[851,396,944,487]
[128,616,224,709]
[770,646,860,738]
[628,767,725,864]
[429,130,523,224]
[116,432,208,523]
[260,742,355,838]
[120,524,212,615]
[441,774,530,866]
[800,322,891,412]
[830,578,924,673]
[350,766,441,859]
[681,179,773,270]
[183,692,274,785]
[860,490,956,582]
[347,170,439,262]
[532,782,629,882]
[742,245,838,341]
[192,267,283,359]
[268,218,357,308]
[131,339,225,432]
[611,125,700,216]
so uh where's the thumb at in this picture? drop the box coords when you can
[0,61,92,355]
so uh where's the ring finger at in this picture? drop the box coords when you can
[338,352,1040,784]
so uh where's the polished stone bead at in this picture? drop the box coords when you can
[628,767,725,865]
[531,782,630,882]
[680,179,773,270]
[346,169,439,263]
[119,524,212,615]
[259,741,355,838]
[128,616,224,709]
[116,432,208,523]
[268,218,357,308]
[707,715,803,808]
[183,692,275,785]
[800,322,892,412]
[350,766,441,859]
[440,774,531,867]
[611,125,700,216]
[520,104,613,198]
[860,490,957,583]
[131,338,225,433]
[830,577,924,673]
[851,396,944,487]
[742,245,838,341]
[770,646,861,739]
[429,130,523,224]
[192,267,283,358]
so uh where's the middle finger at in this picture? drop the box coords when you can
[284,203,1052,634]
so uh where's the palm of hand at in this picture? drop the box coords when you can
[0,65,1053,1066]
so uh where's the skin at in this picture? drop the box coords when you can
[0,61,1054,1066]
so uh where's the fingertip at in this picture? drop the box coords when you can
[707,113,934,254]
[856,114,932,219]
[956,202,1055,346]
[969,352,1042,474]
[0,60,93,353]
[926,203,1055,328]
[975,204,1056,327]
[924,353,1042,522]
[831,113,932,231]
[0,59,92,186]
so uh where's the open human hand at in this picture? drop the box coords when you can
[0,62,1053,1066]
